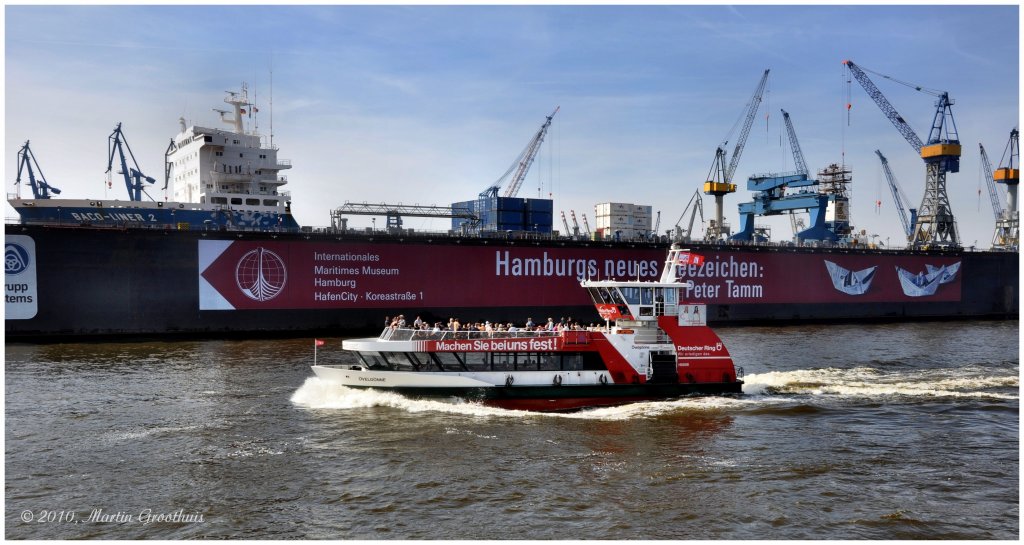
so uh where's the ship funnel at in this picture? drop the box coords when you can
[179,117,187,133]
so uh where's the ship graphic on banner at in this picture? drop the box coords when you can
[896,262,962,297]
[824,260,877,295]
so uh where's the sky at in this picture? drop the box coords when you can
[4,4,1020,248]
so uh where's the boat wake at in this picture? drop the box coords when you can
[742,366,1018,400]
[291,365,1017,420]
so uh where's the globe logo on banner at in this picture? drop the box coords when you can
[235,247,287,302]
[5,243,30,275]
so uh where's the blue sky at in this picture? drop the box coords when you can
[5,4,1019,247]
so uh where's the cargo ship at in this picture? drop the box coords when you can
[5,86,1018,341]
[309,246,743,412]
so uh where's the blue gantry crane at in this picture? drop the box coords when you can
[730,109,849,243]
[844,60,961,247]
[875,149,917,240]
[15,141,61,199]
[106,123,156,202]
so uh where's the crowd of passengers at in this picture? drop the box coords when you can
[384,314,602,335]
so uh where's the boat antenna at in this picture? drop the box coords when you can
[269,64,274,149]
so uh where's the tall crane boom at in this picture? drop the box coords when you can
[15,141,61,199]
[480,107,559,199]
[979,143,1006,220]
[843,60,925,153]
[844,59,961,247]
[875,149,916,238]
[106,123,156,202]
[726,69,770,182]
[704,69,770,242]
[781,109,808,176]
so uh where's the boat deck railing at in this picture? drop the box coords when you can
[380,327,563,342]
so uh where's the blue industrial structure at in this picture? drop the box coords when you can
[452,196,553,233]
[730,109,851,243]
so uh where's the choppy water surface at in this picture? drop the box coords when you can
[5,321,1019,539]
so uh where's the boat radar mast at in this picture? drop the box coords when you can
[214,83,256,135]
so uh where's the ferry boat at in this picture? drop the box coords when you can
[310,246,744,411]
[8,83,299,231]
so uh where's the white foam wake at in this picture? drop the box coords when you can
[742,367,1018,400]
[290,377,759,420]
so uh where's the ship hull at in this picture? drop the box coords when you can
[8,198,300,230]
[4,224,1018,340]
[342,383,744,412]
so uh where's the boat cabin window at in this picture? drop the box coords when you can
[230,198,243,205]
[394,351,603,372]
[357,351,390,370]
[210,197,228,204]
[245,198,260,206]
[620,287,653,305]
[263,199,278,206]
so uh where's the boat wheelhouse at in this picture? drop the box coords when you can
[310,245,744,411]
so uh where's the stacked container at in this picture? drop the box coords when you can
[594,202,653,239]
[452,197,553,233]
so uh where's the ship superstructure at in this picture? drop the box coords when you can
[168,84,292,219]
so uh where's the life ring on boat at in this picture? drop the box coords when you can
[599,374,608,385]
[505,375,514,387]
[553,374,562,386]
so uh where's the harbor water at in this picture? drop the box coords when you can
[4,321,1019,539]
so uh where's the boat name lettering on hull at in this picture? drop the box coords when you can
[70,212,152,223]
[676,343,724,356]
[357,376,386,382]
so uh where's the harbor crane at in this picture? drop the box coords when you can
[480,107,559,199]
[979,143,1011,248]
[673,189,705,242]
[569,210,582,237]
[781,109,810,237]
[875,149,917,240]
[703,69,770,242]
[15,141,61,199]
[992,128,1019,249]
[560,211,573,236]
[844,60,960,248]
[652,210,661,239]
[106,123,157,202]
[580,213,592,237]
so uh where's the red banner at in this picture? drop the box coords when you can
[198,240,963,310]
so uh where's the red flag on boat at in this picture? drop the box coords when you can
[676,252,705,266]
[315,339,325,347]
